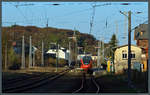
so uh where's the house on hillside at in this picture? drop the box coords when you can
[134,24,148,71]
[13,41,37,55]
[114,45,142,74]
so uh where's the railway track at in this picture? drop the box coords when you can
[3,72,46,86]
[73,72,100,93]
[3,68,72,93]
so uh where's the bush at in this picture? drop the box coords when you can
[45,57,56,67]
[8,47,21,70]
[9,63,21,70]
[44,57,67,67]
[59,59,67,67]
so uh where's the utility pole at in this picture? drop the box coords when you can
[13,23,16,41]
[46,18,49,28]
[4,30,8,70]
[73,28,77,67]
[77,47,79,68]
[120,11,132,87]
[124,13,127,44]
[29,36,32,68]
[116,21,118,44]
[76,37,78,67]
[102,37,104,65]
[5,42,7,69]
[68,31,77,67]
[56,43,59,72]
[33,49,35,67]
[97,40,100,68]
[77,47,83,68]
[21,35,25,69]
[69,42,71,67]
[128,11,131,86]
[41,40,44,66]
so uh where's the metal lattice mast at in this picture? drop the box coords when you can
[29,36,32,68]
[21,35,25,69]
[89,5,96,34]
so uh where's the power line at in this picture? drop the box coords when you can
[132,13,148,19]
[131,20,148,31]
[8,2,30,25]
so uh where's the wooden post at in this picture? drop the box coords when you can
[128,11,132,86]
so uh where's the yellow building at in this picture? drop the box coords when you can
[114,45,142,74]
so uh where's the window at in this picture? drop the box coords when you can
[131,51,135,59]
[140,31,143,35]
[82,56,92,65]
[122,50,127,59]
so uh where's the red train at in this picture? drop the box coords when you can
[80,56,93,74]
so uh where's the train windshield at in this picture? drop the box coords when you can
[82,56,92,65]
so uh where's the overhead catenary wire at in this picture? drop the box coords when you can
[131,20,148,31]
[3,2,148,43]
[132,13,148,19]
[8,2,33,25]
[5,2,146,26]
[5,2,147,7]
[14,6,29,23]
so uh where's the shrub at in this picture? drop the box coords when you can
[8,47,21,70]
[58,59,67,67]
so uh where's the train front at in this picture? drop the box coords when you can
[80,56,93,74]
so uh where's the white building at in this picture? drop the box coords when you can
[46,47,69,60]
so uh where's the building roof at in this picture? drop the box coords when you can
[116,44,140,49]
[134,24,148,40]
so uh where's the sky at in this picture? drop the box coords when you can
[2,2,148,46]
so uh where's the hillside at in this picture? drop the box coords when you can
[2,25,99,55]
